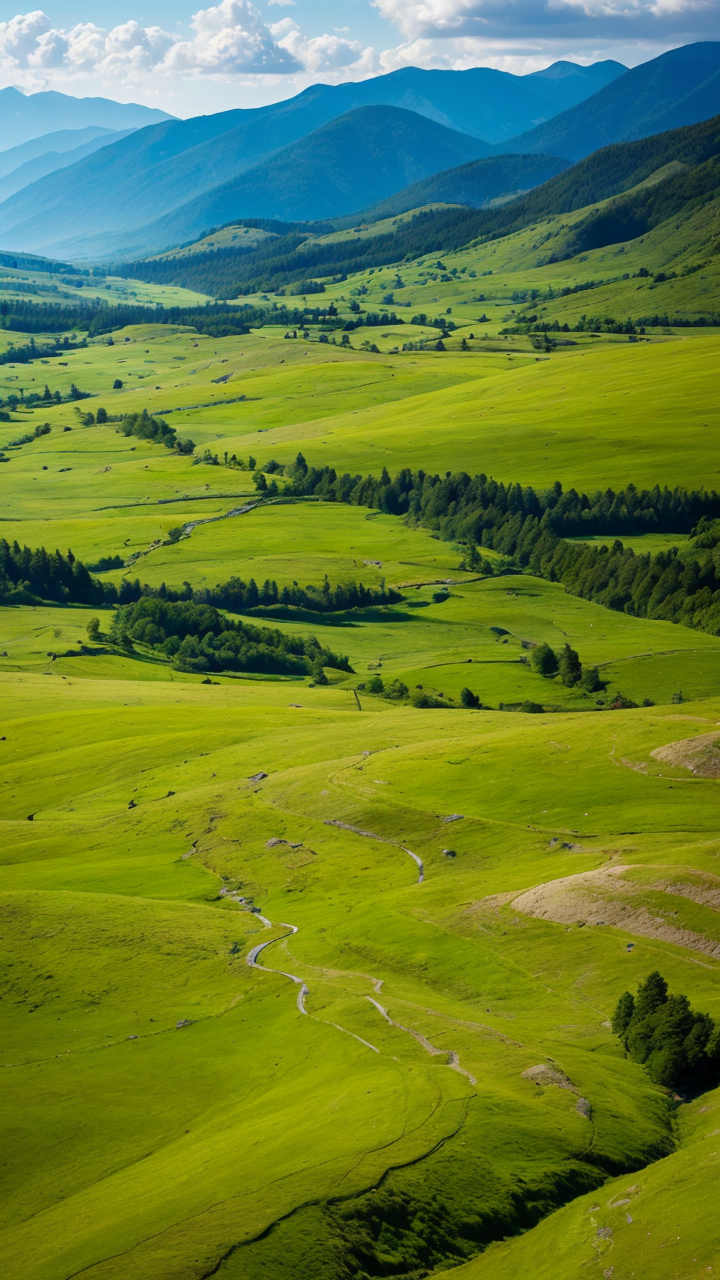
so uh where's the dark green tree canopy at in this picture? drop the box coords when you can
[612,971,720,1091]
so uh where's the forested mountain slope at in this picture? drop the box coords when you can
[351,154,569,221]
[121,107,498,256]
[501,41,720,160]
[115,114,720,299]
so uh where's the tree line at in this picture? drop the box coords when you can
[0,538,400,619]
[114,206,505,298]
[0,334,85,363]
[0,541,111,607]
[0,298,350,339]
[285,459,720,635]
[106,570,400,614]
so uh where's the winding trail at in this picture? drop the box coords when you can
[247,924,309,1014]
[367,998,477,1085]
[242,839,477,1083]
[324,819,424,882]
[246,918,380,1049]
[245,916,475,1082]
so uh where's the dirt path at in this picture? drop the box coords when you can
[246,917,381,1050]
[324,819,424,883]
[367,997,476,1085]
[246,924,309,1013]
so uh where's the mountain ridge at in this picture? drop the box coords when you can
[0,86,174,151]
[0,61,625,259]
[498,41,720,160]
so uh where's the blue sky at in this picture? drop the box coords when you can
[0,1,716,115]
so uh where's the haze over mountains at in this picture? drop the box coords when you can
[0,129,138,202]
[0,43,718,263]
[0,86,174,150]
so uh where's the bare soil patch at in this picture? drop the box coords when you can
[650,731,720,778]
[510,864,720,958]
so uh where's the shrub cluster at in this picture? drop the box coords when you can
[117,409,195,454]
[111,598,351,676]
[612,971,720,1091]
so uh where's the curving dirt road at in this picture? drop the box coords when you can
[367,997,476,1085]
[324,819,424,882]
[247,923,309,1013]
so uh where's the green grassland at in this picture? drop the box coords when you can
[2,324,717,508]
[0,262,212,309]
[2,162,720,1280]
[1,659,718,1280]
[149,224,277,261]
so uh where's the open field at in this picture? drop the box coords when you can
[2,325,717,504]
[1,659,719,1280]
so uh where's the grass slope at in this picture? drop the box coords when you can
[1,661,718,1279]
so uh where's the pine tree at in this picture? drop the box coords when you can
[558,643,582,686]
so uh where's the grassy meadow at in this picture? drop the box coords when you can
[1,172,720,1280]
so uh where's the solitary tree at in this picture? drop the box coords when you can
[460,687,479,708]
[531,642,558,677]
[86,616,100,642]
[558,643,582,686]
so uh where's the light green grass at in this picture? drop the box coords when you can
[1,665,718,1279]
[226,336,717,490]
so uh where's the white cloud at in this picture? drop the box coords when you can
[0,2,302,85]
[0,0,714,109]
[271,20,372,73]
[372,0,716,41]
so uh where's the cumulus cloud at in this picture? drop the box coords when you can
[371,0,716,41]
[0,0,713,104]
[0,2,303,83]
[270,19,374,74]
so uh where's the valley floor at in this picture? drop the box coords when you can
[1,292,719,1276]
